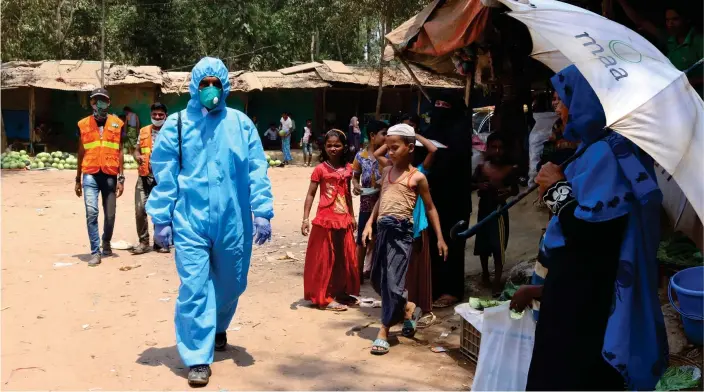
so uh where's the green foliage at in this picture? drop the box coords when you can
[1,0,428,70]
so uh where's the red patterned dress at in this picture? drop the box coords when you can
[303,162,360,307]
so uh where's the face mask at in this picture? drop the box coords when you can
[151,118,165,127]
[92,101,109,120]
[199,85,222,110]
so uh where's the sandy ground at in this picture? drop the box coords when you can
[1,166,545,390]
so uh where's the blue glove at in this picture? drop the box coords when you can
[154,224,173,248]
[253,217,272,245]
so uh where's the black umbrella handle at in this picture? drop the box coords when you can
[450,129,612,240]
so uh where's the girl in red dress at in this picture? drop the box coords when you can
[301,129,359,311]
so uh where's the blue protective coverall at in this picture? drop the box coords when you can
[146,57,274,367]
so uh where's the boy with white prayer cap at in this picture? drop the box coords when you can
[361,123,448,355]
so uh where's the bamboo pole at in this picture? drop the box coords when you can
[464,75,471,107]
[391,44,432,103]
[29,87,36,154]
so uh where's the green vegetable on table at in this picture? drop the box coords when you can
[655,366,701,391]
[468,297,501,311]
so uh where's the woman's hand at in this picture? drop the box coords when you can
[535,162,566,198]
[437,240,449,261]
[301,219,310,236]
[510,286,535,312]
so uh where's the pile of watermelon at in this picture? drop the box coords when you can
[266,154,282,167]
[33,151,78,170]
[1,151,31,170]
[123,154,139,170]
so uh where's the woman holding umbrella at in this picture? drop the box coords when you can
[524,65,666,390]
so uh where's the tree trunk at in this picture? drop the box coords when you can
[310,32,316,62]
[315,28,320,59]
[375,2,391,119]
[365,18,372,62]
[336,37,343,61]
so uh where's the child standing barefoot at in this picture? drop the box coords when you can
[362,124,448,355]
[302,130,359,311]
[472,132,519,296]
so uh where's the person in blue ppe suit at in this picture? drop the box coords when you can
[146,57,274,387]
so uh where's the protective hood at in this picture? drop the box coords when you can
[188,57,231,111]
[551,65,606,144]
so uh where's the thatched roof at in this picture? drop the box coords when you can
[1,60,111,91]
[2,59,461,93]
[242,71,331,90]
[160,70,250,94]
[315,63,462,89]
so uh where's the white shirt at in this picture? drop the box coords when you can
[280,117,292,133]
[302,126,312,143]
[264,128,278,141]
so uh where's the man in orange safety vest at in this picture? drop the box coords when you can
[75,88,126,266]
[130,102,169,255]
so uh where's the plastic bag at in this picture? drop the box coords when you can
[472,302,536,391]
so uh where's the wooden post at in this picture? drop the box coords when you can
[375,57,384,120]
[29,87,36,154]
[417,89,421,114]
[244,93,249,114]
[464,75,471,107]
[322,87,327,131]
[1,112,7,152]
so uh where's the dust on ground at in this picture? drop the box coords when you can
[1,166,544,390]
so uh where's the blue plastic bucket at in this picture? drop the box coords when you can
[669,266,704,345]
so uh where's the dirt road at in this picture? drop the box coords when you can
[3,167,489,390]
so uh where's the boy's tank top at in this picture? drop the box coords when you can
[378,168,418,222]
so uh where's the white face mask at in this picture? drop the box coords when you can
[152,118,165,127]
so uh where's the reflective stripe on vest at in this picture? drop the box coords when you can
[138,125,153,177]
[83,140,120,150]
[78,114,123,176]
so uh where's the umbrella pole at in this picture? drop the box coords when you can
[450,130,610,240]
[391,44,433,103]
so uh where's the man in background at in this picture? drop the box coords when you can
[280,111,293,164]
[75,88,125,266]
[131,102,170,255]
[616,0,702,93]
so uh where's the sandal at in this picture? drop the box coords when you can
[417,312,437,329]
[402,306,422,338]
[370,338,390,355]
[322,301,348,311]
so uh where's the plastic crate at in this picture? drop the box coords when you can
[460,318,481,363]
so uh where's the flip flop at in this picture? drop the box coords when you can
[417,312,437,329]
[371,338,390,355]
[323,301,348,311]
[402,306,423,338]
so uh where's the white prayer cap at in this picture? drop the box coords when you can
[387,123,415,137]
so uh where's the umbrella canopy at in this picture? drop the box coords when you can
[496,0,703,221]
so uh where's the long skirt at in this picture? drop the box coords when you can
[372,216,414,327]
[406,230,432,313]
[303,224,359,307]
